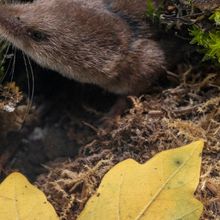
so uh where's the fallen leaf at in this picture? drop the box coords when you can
[0,172,59,220]
[78,140,204,220]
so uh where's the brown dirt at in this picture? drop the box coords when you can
[1,64,218,220]
[35,68,220,220]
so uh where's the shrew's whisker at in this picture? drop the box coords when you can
[9,46,16,82]
[3,48,14,82]
[21,51,35,128]
[0,42,12,83]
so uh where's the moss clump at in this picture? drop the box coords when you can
[146,1,220,64]
[146,0,163,20]
[190,11,220,63]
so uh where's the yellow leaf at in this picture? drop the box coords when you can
[78,140,204,220]
[0,172,59,220]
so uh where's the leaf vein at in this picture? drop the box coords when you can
[135,146,198,220]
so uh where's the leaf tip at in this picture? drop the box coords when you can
[193,139,205,151]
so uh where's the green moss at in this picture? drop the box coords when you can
[210,10,220,25]
[190,11,220,63]
[146,0,163,21]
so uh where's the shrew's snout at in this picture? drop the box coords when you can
[0,5,25,38]
[0,4,50,44]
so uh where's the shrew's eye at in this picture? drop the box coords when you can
[27,30,48,42]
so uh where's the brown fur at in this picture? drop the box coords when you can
[0,0,174,95]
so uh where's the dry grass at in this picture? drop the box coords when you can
[36,70,220,220]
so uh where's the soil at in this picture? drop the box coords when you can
[0,59,219,220]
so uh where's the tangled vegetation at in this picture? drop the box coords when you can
[190,11,220,63]
[0,1,219,220]
[147,0,220,64]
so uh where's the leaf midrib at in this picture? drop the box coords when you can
[134,146,198,220]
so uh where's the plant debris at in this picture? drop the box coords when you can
[0,82,26,136]
[35,69,220,220]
